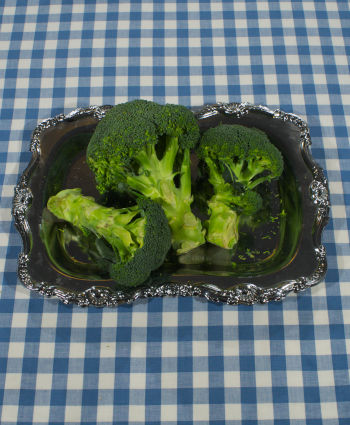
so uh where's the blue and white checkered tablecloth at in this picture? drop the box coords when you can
[1,0,349,423]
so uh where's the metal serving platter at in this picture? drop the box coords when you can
[12,103,330,307]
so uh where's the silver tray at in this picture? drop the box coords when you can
[12,103,330,307]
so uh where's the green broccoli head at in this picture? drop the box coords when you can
[47,188,171,287]
[156,103,201,149]
[86,99,205,254]
[231,189,263,215]
[199,124,283,189]
[86,100,161,195]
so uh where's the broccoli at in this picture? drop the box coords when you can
[197,124,283,249]
[204,177,263,249]
[47,188,172,287]
[86,99,206,254]
[199,124,283,190]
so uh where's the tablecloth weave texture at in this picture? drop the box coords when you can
[0,1,349,424]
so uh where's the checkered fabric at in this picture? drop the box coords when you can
[1,0,349,423]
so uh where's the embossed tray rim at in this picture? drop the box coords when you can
[12,102,330,307]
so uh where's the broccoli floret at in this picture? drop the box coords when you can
[86,99,205,254]
[199,124,283,189]
[197,124,283,249]
[47,188,171,287]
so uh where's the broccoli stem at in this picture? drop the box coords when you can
[225,158,269,189]
[203,157,264,248]
[179,148,192,199]
[162,134,180,174]
[204,157,240,248]
[206,195,239,249]
[206,156,226,188]
[246,175,269,189]
[126,135,205,254]
[47,189,144,262]
[162,199,204,253]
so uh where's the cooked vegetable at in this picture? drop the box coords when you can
[47,188,171,286]
[198,124,283,249]
[86,99,205,254]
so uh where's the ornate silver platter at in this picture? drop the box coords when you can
[12,103,330,307]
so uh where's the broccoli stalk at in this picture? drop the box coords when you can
[203,156,263,248]
[87,100,206,254]
[206,199,239,249]
[198,124,283,249]
[47,189,144,262]
[47,188,171,286]
[126,136,201,254]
